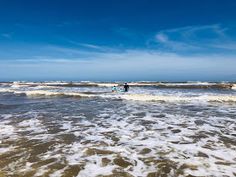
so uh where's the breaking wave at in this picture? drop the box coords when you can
[1,88,236,103]
[119,94,236,102]
[232,84,236,90]
[2,81,235,89]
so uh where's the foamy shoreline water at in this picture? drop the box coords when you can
[0,81,236,103]
[0,81,236,176]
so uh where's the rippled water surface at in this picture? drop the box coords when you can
[0,82,236,177]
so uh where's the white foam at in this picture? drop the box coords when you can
[34,167,50,177]
[128,81,218,87]
[0,120,17,139]
[232,84,236,90]
[0,88,14,93]
[11,88,235,103]
[14,90,96,98]
[49,168,66,177]
[78,163,115,177]
[97,83,118,87]
[17,118,50,140]
[1,81,236,104]
[2,105,233,176]
[61,121,72,131]
[0,147,13,154]
[119,94,236,102]
[160,82,213,86]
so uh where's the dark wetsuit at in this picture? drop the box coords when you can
[124,84,129,92]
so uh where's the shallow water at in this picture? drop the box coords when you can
[0,82,236,177]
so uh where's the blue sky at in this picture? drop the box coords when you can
[0,0,236,81]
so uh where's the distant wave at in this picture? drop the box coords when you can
[129,82,234,89]
[15,90,97,98]
[1,81,235,90]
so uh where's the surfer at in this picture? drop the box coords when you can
[112,85,118,92]
[124,83,129,92]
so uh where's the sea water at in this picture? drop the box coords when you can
[0,81,235,176]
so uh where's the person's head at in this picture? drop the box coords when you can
[125,83,127,85]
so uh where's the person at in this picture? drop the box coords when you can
[124,83,129,92]
[112,85,118,92]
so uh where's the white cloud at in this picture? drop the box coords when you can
[154,24,236,52]
[78,43,104,49]
[1,24,236,80]
[1,50,236,81]
[209,43,236,50]
[155,33,169,43]
[157,24,226,37]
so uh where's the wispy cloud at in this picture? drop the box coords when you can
[45,45,90,55]
[77,43,103,50]
[64,39,120,53]
[211,43,236,50]
[155,33,168,43]
[154,32,201,51]
[1,33,12,39]
[153,24,236,53]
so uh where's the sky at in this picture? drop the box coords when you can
[0,0,236,81]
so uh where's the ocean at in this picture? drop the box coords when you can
[0,81,236,177]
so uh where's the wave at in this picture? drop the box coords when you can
[232,84,236,90]
[118,94,236,102]
[3,81,234,89]
[1,87,236,102]
[129,82,233,89]
[0,88,14,92]
[156,83,233,89]
[0,88,95,97]
[14,90,96,98]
